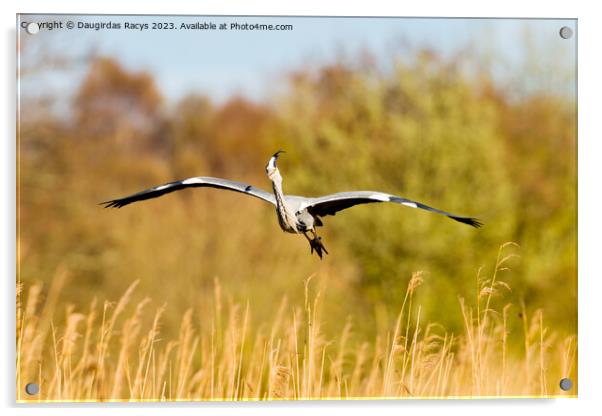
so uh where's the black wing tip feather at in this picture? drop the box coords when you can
[450,216,483,228]
[99,199,129,209]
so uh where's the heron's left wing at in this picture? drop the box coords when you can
[305,191,482,228]
[101,176,276,208]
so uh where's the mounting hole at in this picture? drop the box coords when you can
[25,382,39,395]
[559,378,573,391]
[25,22,40,35]
[559,26,573,39]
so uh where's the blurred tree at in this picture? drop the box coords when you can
[275,52,574,334]
[72,57,165,153]
[166,95,276,182]
[210,97,274,177]
[167,94,213,178]
[494,93,577,329]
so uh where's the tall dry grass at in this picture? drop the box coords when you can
[16,244,577,402]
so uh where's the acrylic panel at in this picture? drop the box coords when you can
[16,14,577,402]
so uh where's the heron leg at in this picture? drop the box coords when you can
[304,230,328,259]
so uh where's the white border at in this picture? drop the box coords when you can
[3,1,600,415]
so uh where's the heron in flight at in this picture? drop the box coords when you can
[102,151,482,258]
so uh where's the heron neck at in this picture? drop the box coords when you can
[271,170,295,217]
[270,169,298,232]
[270,170,286,207]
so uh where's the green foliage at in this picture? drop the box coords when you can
[275,53,575,333]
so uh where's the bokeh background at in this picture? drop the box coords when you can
[17,15,576,352]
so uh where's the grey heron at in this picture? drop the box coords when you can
[102,150,482,258]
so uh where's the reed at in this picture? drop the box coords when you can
[16,245,577,402]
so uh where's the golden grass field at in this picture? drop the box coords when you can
[16,243,577,401]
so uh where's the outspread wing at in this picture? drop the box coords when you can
[305,191,482,228]
[101,176,276,208]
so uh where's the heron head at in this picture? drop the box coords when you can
[265,150,285,178]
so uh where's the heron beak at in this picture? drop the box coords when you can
[267,150,285,171]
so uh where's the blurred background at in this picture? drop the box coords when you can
[17,16,576,345]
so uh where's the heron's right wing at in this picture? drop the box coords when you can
[305,191,482,228]
[101,176,276,208]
